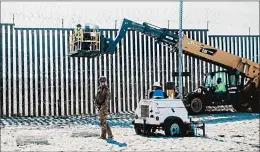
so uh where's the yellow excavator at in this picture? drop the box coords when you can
[68,18,260,114]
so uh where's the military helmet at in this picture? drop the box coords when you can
[76,24,81,27]
[99,76,106,82]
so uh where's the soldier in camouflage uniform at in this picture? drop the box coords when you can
[94,76,113,139]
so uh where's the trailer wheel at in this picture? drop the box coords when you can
[189,98,205,115]
[164,119,183,137]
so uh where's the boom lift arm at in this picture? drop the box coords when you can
[102,18,179,54]
[69,18,259,91]
[99,18,260,90]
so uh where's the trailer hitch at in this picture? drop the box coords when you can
[196,123,205,137]
[190,118,206,137]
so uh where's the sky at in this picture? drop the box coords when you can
[1,1,259,35]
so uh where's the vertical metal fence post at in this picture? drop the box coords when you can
[115,20,117,29]
[0,0,2,117]
[178,0,183,99]
[12,14,14,24]
[0,1,1,24]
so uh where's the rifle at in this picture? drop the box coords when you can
[93,98,101,111]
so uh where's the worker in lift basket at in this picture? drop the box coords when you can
[215,77,226,93]
[149,82,168,99]
[73,24,83,50]
[94,76,113,139]
[82,24,91,50]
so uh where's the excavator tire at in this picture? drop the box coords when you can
[251,101,260,113]
[188,98,205,115]
[233,103,250,112]
[251,93,260,113]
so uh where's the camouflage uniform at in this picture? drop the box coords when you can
[94,77,113,139]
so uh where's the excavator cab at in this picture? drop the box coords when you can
[203,71,228,93]
[184,70,250,115]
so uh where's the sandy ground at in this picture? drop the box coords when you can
[1,112,259,151]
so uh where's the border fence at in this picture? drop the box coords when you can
[0,23,259,117]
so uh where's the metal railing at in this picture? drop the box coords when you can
[69,31,101,54]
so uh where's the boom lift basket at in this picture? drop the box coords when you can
[69,31,102,58]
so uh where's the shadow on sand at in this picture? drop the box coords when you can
[105,138,127,147]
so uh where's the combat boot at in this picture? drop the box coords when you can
[99,130,106,139]
[106,123,113,139]
[98,136,106,139]
[107,136,113,139]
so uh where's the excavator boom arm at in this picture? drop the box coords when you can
[178,36,260,88]
[179,36,259,78]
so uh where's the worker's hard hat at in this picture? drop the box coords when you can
[153,82,161,87]
[85,25,90,29]
[99,76,106,82]
[77,24,81,27]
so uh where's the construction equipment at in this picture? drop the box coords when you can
[132,98,205,137]
[68,18,260,114]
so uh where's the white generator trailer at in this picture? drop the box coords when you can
[132,98,205,137]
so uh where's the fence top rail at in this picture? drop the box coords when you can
[14,27,73,30]
[0,23,15,26]
[3,24,259,37]
[0,23,209,32]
